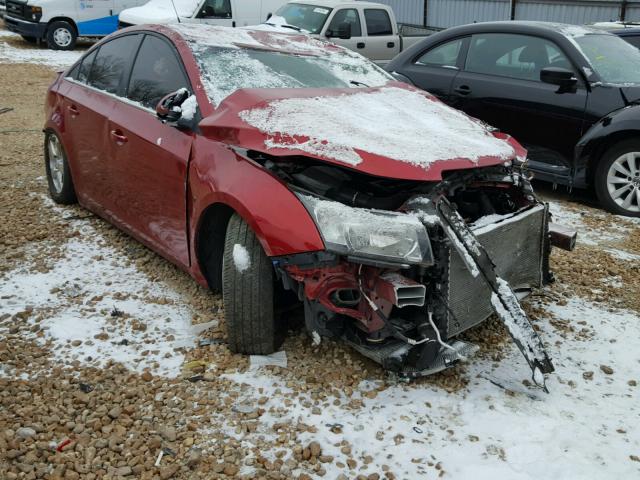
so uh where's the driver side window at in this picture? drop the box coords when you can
[328,8,362,37]
[199,0,232,19]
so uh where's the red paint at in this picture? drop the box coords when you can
[44,24,525,292]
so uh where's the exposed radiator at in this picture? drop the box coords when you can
[446,204,547,337]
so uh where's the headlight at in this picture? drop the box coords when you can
[297,193,433,265]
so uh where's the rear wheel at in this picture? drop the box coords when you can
[46,21,77,50]
[44,132,77,204]
[222,213,283,354]
[595,140,640,217]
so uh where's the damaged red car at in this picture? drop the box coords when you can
[44,24,573,385]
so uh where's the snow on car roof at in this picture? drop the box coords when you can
[170,23,334,55]
[239,86,515,168]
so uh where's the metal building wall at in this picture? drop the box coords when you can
[515,1,621,24]
[393,0,637,29]
[368,0,425,25]
[426,0,511,27]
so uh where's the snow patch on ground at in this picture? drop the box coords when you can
[232,244,251,273]
[239,87,515,169]
[224,298,640,479]
[0,221,200,377]
[0,30,82,68]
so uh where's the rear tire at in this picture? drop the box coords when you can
[222,213,282,354]
[595,139,640,217]
[46,21,77,50]
[44,132,77,205]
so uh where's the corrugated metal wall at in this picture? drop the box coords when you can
[374,0,640,28]
[367,0,425,25]
[427,0,511,27]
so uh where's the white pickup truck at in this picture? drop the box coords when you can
[263,0,435,64]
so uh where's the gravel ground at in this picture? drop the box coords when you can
[1,31,639,480]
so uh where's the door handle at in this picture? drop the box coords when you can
[110,129,128,144]
[454,85,472,95]
[387,42,395,48]
[67,105,79,116]
[357,42,365,49]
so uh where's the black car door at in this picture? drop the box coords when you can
[451,33,588,182]
[395,36,468,102]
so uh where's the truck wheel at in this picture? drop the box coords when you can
[46,21,77,50]
[595,139,640,217]
[44,131,77,204]
[222,213,283,354]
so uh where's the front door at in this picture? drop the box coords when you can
[107,34,194,266]
[451,33,588,179]
[323,7,367,57]
[195,0,235,26]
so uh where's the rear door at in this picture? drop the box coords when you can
[362,7,400,63]
[396,36,468,102]
[75,0,117,36]
[322,6,366,55]
[451,32,588,176]
[107,33,194,266]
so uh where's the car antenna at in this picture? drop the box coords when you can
[169,0,181,23]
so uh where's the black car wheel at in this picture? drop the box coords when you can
[46,21,77,50]
[44,132,77,204]
[595,140,640,217]
[222,213,283,354]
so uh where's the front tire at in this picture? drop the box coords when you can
[46,21,77,50]
[222,213,282,354]
[595,140,640,217]
[44,132,77,204]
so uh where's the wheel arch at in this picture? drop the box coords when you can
[582,129,640,187]
[47,17,79,35]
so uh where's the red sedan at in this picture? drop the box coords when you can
[44,24,565,382]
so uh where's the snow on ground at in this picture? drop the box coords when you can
[0,28,82,68]
[222,298,640,479]
[0,218,203,377]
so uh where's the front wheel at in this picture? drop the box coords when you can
[595,140,640,217]
[222,213,283,354]
[46,21,77,50]
[44,132,77,204]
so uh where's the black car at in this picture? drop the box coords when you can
[387,21,640,217]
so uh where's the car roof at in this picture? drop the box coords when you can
[438,20,613,41]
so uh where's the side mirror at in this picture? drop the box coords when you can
[338,22,352,39]
[266,12,272,20]
[540,67,578,93]
[156,88,191,125]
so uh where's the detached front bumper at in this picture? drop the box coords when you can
[4,15,47,38]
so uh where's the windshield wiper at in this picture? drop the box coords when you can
[265,22,302,32]
[350,80,369,87]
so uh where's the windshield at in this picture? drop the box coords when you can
[192,46,393,106]
[272,3,332,34]
[575,34,640,84]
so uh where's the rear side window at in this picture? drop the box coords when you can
[127,35,190,109]
[364,9,392,36]
[76,49,97,83]
[416,38,464,67]
[88,35,142,95]
[328,8,362,37]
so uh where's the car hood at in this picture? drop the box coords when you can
[198,83,525,181]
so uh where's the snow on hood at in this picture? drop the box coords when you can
[119,0,200,25]
[237,86,517,170]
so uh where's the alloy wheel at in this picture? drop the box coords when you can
[48,135,64,193]
[606,151,640,213]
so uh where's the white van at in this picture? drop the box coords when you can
[119,0,289,28]
[3,0,148,50]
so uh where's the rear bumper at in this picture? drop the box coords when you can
[4,14,47,38]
